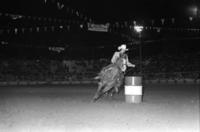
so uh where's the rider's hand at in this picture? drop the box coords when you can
[132,64,135,68]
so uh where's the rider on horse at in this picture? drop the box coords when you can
[93,44,135,101]
[111,44,135,72]
[108,44,135,93]
[95,44,135,81]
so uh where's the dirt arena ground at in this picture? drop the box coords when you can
[0,84,199,132]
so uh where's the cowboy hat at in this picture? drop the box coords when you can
[118,44,128,51]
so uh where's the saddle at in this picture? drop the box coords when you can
[98,57,125,84]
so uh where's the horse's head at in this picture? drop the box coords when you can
[115,56,126,71]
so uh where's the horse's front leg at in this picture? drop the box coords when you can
[114,86,119,93]
[109,86,119,97]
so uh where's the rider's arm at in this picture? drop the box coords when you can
[126,56,135,67]
[111,52,120,64]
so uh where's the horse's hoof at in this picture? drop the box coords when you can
[92,97,97,102]
[110,93,113,97]
[92,99,96,102]
[92,95,99,102]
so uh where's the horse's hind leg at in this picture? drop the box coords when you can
[93,82,104,101]
[101,85,113,96]
[93,83,113,102]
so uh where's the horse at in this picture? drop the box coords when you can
[93,57,125,101]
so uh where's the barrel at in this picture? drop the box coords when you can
[124,76,143,103]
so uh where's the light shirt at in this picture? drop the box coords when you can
[111,51,133,72]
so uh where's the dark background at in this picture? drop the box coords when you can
[0,0,200,59]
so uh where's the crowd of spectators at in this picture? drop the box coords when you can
[0,58,110,82]
[141,52,200,80]
[0,52,199,82]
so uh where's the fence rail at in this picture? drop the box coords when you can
[0,71,199,86]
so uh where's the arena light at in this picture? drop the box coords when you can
[48,46,65,53]
[1,41,8,45]
[187,4,199,17]
[189,5,198,16]
[59,25,63,29]
[134,25,144,33]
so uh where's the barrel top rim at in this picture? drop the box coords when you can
[125,76,142,77]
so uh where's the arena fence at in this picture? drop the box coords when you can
[0,72,199,86]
